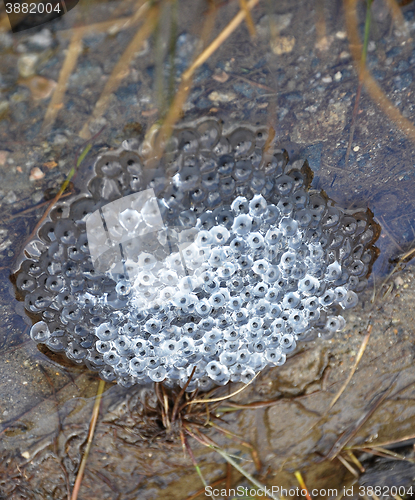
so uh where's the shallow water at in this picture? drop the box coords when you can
[1,0,415,499]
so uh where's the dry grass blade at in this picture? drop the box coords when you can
[208,443,279,500]
[171,366,197,423]
[182,0,261,81]
[344,0,372,167]
[325,374,399,461]
[184,476,230,500]
[344,0,415,144]
[185,372,259,406]
[239,0,256,37]
[294,471,312,500]
[357,446,415,461]
[42,29,85,133]
[208,421,262,471]
[345,450,365,472]
[328,324,372,410]
[384,0,408,35]
[337,454,360,478]
[79,4,159,140]
[71,379,106,500]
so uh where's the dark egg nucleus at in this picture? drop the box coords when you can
[12,119,380,391]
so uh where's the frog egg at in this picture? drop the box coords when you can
[218,262,236,279]
[157,286,175,303]
[308,243,325,261]
[95,338,112,354]
[178,337,195,356]
[95,323,118,341]
[86,349,104,367]
[232,309,249,325]
[265,287,282,304]
[282,292,300,309]
[319,289,336,307]
[248,194,267,217]
[135,269,156,287]
[265,346,282,364]
[229,236,247,254]
[263,205,280,225]
[100,366,117,382]
[203,327,222,345]
[268,348,286,366]
[291,189,308,209]
[295,208,313,227]
[208,292,226,308]
[252,259,268,275]
[147,366,167,382]
[349,260,366,277]
[113,335,132,356]
[334,286,348,302]
[301,296,318,312]
[216,313,231,333]
[30,321,50,343]
[203,277,221,294]
[280,334,296,353]
[228,276,244,292]
[298,275,319,295]
[277,199,294,217]
[195,229,213,247]
[103,350,121,366]
[231,196,249,215]
[291,263,306,280]
[223,327,240,341]
[271,317,286,334]
[129,356,148,374]
[115,280,132,297]
[340,290,359,309]
[232,213,252,235]
[252,284,268,300]
[194,298,212,317]
[247,232,264,249]
[325,315,346,333]
[265,228,283,246]
[205,361,222,381]
[280,251,296,269]
[178,276,197,293]
[199,317,215,331]
[274,174,294,195]
[263,266,280,285]
[279,217,298,237]
[157,338,179,357]
[143,317,161,335]
[135,252,157,271]
[288,311,308,333]
[43,275,65,295]
[208,247,227,267]
[228,296,243,311]
[326,261,342,281]
[235,349,251,364]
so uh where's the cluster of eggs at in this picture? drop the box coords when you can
[12,119,380,390]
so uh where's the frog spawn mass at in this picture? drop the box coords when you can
[12,119,380,391]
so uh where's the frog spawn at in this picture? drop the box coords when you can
[12,119,380,391]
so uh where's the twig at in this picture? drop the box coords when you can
[71,379,105,500]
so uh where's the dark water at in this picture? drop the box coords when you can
[1,0,415,499]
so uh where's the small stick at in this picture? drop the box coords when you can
[71,379,105,500]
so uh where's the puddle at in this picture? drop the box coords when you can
[1,0,415,499]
